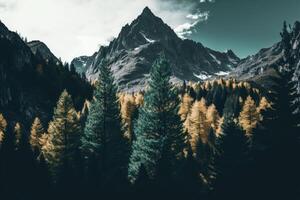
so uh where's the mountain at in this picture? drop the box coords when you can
[72,7,240,91]
[27,40,62,65]
[232,21,300,89]
[0,20,92,126]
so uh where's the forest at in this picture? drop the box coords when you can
[0,23,299,200]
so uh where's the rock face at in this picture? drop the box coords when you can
[0,20,92,126]
[72,7,240,91]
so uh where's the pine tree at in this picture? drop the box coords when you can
[80,61,128,191]
[128,55,186,183]
[30,117,45,151]
[46,90,82,182]
[238,95,260,136]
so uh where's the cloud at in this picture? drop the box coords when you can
[0,0,212,62]
[175,11,210,38]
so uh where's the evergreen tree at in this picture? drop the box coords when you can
[128,55,186,183]
[80,61,128,193]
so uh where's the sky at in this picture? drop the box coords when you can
[0,0,300,62]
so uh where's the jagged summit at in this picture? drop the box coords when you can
[110,6,179,52]
[140,6,155,17]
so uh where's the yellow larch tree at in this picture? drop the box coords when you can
[215,116,224,135]
[179,93,193,122]
[257,97,272,112]
[238,96,260,136]
[120,93,137,142]
[187,98,210,151]
[134,92,144,106]
[206,104,221,135]
[30,117,45,151]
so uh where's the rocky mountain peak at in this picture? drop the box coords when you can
[72,7,240,91]
[140,6,155,18]
[111,7,179,51]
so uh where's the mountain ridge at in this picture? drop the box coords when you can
[72,7,240,91]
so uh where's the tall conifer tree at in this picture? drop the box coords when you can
[81,61,128,191]
[128,55,186,182]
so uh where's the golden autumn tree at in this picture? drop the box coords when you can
[30,117,45,151]
[206,104,221,134]
[238,96,260,136]
[120,93,137,142]
[215,116,224,135]
[257,96,272,113]
[187,98,210,151]
[0,113,7,145]
[46,90,82,180]
[179,93,193,122]
[134,92,144,106]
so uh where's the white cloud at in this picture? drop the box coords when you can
[0,0,211,62]
[175,11,209,38]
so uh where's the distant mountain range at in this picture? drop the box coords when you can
[71,7,240,91]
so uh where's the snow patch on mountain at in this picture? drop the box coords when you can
[194,72,212,80]
[140,32,156,43]
[215,71,229,76]
[209,53,221,65]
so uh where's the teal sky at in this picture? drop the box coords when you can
[189,0,300,58]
